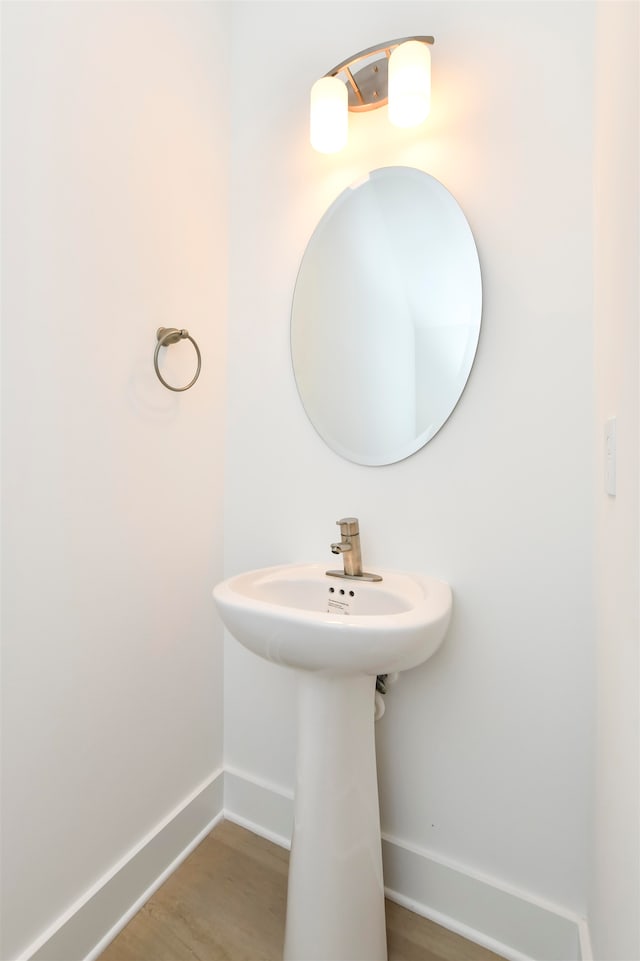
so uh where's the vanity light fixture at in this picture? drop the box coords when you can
[310,36,434,154]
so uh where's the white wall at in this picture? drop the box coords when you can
[226,0,595,919]
[3,2,636,958]
[1,3,229,958]
[590,3,640,959]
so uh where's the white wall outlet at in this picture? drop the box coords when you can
[605,417,617,496]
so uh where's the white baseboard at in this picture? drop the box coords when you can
[223,766,588,961]
[381,833,582,961]
[577,917,593,961]
[21,768,224,961]
[224,765,294,848]
[19,765,591,961]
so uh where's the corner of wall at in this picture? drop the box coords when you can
[20,771,224,961]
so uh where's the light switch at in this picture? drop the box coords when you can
[605,417,617,496]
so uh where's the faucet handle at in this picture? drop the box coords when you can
[336,517,359,535]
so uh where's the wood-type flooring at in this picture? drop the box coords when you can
[99,820,506,961]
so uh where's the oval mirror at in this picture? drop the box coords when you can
[291,166,482,465]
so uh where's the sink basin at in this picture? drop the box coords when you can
[213,562,452,675]
[213,561,452,961]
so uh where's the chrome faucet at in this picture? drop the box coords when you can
[330,517,362,576]
[327,518,382,582]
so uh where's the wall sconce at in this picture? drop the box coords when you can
[310,36,434,154]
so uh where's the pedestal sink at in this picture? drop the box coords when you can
[213,563,452,961]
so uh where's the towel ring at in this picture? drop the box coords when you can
[154,327,201,392]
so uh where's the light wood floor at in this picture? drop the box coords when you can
[99,820,506,961]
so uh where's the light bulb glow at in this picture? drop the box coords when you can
[388,40,431,128]
[310,76,348,154]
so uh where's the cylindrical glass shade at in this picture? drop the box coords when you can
[388,40,431,128]
[310,76,348,154]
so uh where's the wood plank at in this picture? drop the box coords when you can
[99,821,505,961]
[386,900,503,961]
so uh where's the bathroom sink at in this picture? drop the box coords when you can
[213,559,452,961]
[213,562,451,675]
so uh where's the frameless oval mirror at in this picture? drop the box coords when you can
[291,166,482,465]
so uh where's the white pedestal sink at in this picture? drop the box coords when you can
[213,563,452,961]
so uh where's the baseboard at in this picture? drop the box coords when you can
[577,917,593,961]
[223,766,588,961]
[381,833,583,961]
[20,768,224,961]
[19,765,591,961]
[223,765,294,848]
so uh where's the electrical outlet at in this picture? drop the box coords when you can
[605,417,617,496]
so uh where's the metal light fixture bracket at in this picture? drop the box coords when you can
[325,36,435,112]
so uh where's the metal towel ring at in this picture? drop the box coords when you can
[154,327,201,392]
